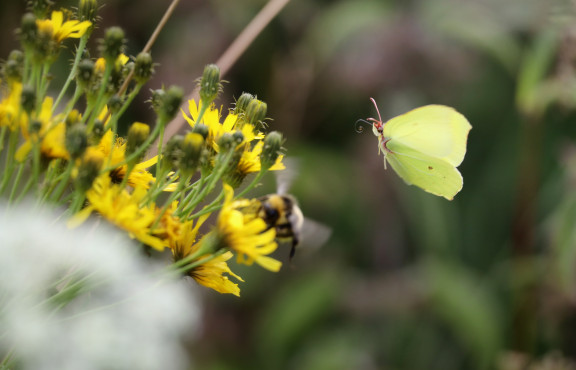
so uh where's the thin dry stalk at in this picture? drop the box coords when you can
[159,0,292,148]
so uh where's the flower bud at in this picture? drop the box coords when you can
[9,50,24,63]
[217,133,234,152]
[20,85,36,114]
[77,58,94,85]
[245,99,267,130]
[191,124,209,140]
[19,13,38,49]
[233,92,254,115]
[133,52,154,84]
[89,119,105,144]
[30,0,53,18]
[161,135,184,173]
[156,86,183,122]
[3,50,24,83]
[66,123,88,160]
[198,64,221,104]
[180,132,204,176]
[100,27,125,62]
[260,131,284,170]
[75,148,104,193]
[232,131,244,145]
[3,61,21,83]
[29,119,42,135]
[150,88,164,112]
[107,95,123,114]
[125,122,150,163]
[79,0,98,23]
[65,109,82,127]
[222,151,245,188]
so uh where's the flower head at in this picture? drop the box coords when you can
[15,97,68,161]
[35,11,91,43]
[170,217,244,296]
[70,175,166,251]
[215,184,281,272]
[96,130,157,189]
[0,82,25,130]
[182,99,263,150]
[189,251,244,296]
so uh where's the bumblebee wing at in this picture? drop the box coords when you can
[276,157,300,195]
[297,217,332,253]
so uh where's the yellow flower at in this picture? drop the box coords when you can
[189,251,244,296]
[70,175,166,251]
[222,140,285,188]
[15,97,68,161]
[237,140,285,175]
[170,217,206,261]
[182,99,263,150]
[0,82,25,131]
[154,201,184,246]
[36,11,91,43]
[170,217,244,296]
[216,184,281,272]
[94,54,129,73]
[96,130,156,189]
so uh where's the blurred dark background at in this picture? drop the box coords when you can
[5,0,576,369]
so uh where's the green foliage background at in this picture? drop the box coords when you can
[4,0,576,368]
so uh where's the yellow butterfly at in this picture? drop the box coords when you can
[359,98,472,200]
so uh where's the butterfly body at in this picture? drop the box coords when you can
[366,99,471,200]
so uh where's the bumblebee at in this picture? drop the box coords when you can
[257,193,304,259]
[247,159,330,259]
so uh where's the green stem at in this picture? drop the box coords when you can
[14,169,37,204]
[173,253,221,276]
[22,49,32,84]
[41,273,94,310]
[185,169,267,219]
[14,144,41,202]
[86,63,113,131]
[175,177,204,215]
[151,174,191,229]
[181,151,234,215]
[155,126,166,177]
[196,101,208,124]
[37,61,52,106]
[0,126,7,153]
[0,129,21,196]
[47,160,74,204]
[53,35,90,113]
[68,189,87,215]
[62,84,83,118]
[187,189,225,219]
[8,163,25,204]
[234,169,267,199]
[38,159,63,204]
[169,243,227,272]
[142,169,180,206]
[0,347,15,369]
[105,83,144,132]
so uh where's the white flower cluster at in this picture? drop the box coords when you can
[0,203,199,370]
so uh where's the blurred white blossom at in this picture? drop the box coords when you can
[0,203,199,370]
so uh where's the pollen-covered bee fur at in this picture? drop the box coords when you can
[257,193,304,259]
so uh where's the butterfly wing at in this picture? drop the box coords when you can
[383,105,471,166]
[385,143,463,200]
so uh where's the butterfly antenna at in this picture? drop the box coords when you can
[369,97,383,123]
[355,119,373,133]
